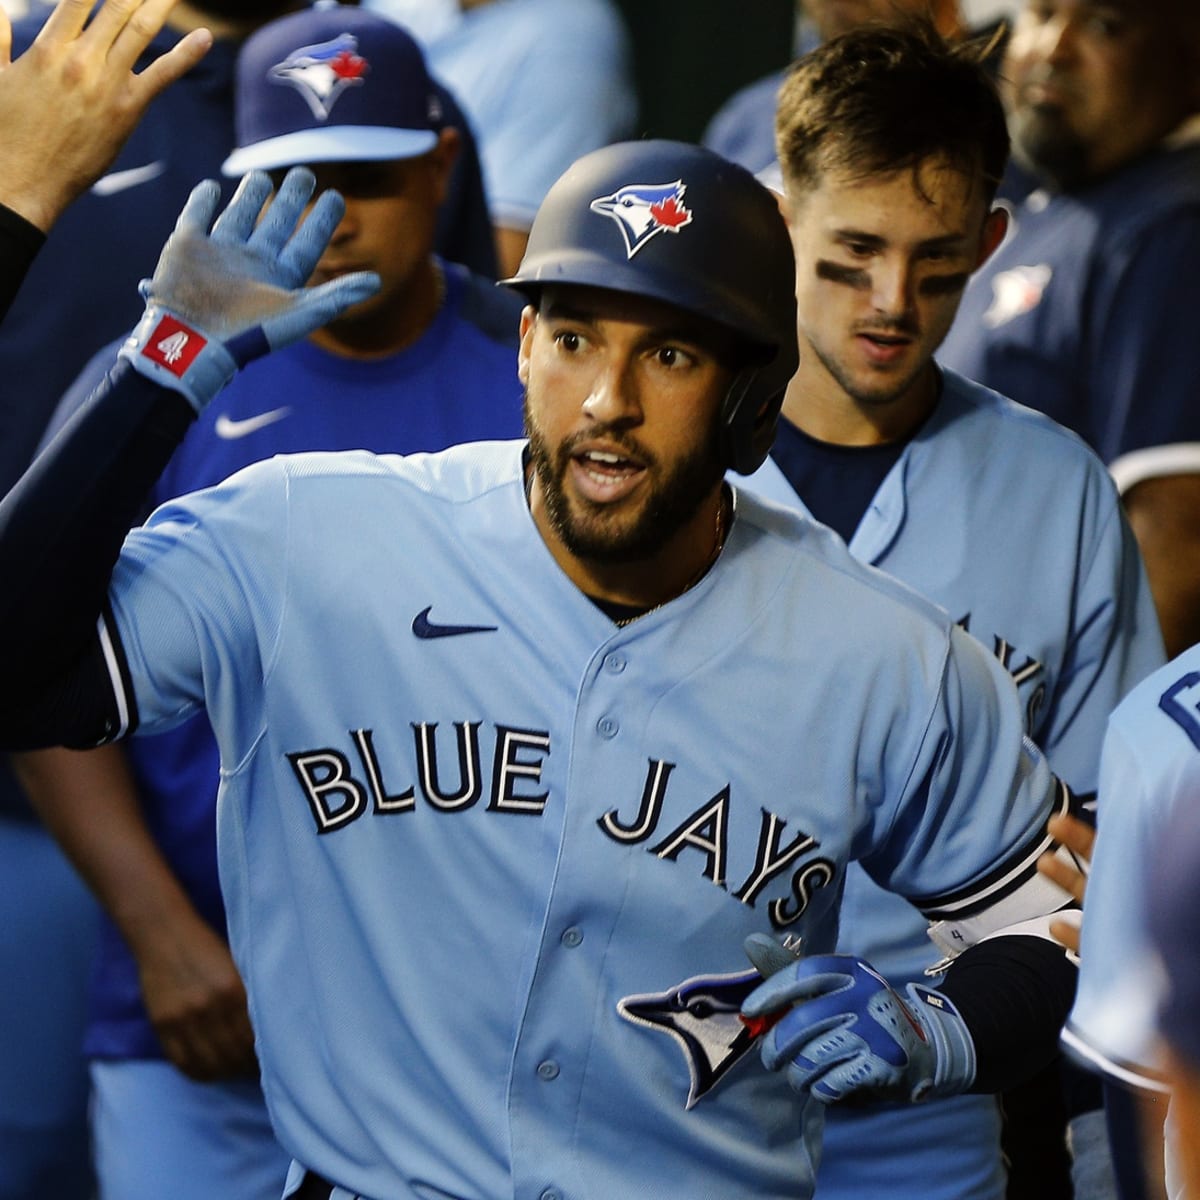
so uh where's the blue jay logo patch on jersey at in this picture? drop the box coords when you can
[618,968,765,1108]
[590,181,693,259]
[270,33,369,121]
[982,263,1052,329]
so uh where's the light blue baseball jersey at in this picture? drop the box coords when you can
[1064,646,1200,1090]
[744,368,1164,1200]
[104,439,1064,1200]
[1063,647,1200,1198]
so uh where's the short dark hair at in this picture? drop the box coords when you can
[776,20,1010,205]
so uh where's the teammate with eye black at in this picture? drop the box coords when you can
[740,23,1163,1199]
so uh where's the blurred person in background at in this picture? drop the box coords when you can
[363,0,637,276]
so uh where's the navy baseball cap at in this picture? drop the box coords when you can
[222,3,442,177]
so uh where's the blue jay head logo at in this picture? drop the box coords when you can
[590,180,694,259]
[270,33,370,121]
[618,967,765,1108]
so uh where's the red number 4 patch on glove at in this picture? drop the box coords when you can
[140,315,208,377]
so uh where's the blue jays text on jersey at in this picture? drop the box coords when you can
[288,723,836,930]
[95,439,1067,1200]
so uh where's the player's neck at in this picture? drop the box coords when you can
[308,260,446,361]
[530,481,730,613]
[781,359,940,447]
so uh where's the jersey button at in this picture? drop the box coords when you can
[540,1190,562,1200]
[597,716,619,738]
[561,927,583,948]
[537,1059,560,1081]
[604,653,627,674]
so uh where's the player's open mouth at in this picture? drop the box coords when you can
[858,332,913,364]
[570,447,646,502]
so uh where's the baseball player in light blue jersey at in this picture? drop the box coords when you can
[1144,774,1200,1199]
[0,144,1082,1200]
[741,24,1165,1199]
[1056,647,1200,1198]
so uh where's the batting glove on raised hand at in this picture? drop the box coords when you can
[120,168,379,413]
[741,937,976,1104]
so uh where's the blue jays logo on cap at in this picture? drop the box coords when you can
[270,33,369,121]
[590,180,694,259]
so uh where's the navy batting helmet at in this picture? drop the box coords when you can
[503,140,799,475]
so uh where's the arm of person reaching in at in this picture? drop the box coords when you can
[1037,810,1094,956]
[0,167,378,751]
[0,0,212,236]
[14,745,256,1080]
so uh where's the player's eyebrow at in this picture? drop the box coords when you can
[541,298,598,325]
[541,298,731,354]
[830,228,971,254]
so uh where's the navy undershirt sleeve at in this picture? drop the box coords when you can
[0,358,194,747]
[940,933,1077,1093]
[0,202,46,326]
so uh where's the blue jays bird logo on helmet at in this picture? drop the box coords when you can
[270,33,370,121]
[589,180,694,259]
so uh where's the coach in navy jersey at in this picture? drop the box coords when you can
[14,9,523,1199]
[939,0,1200,660]
[0,0,208,325]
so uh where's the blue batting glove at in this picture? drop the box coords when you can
[120,168,380,412]
[741,950,976,1104]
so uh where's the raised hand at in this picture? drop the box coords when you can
[0,0,212,231]
[121,168,381,411]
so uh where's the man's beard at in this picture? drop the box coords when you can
[1010,106,1092,191]
[523,389,725,565]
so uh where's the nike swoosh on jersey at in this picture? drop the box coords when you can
[412,607,498,639]
[90,161,167,196]
[214,408,292,439]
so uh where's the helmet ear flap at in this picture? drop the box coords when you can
[722,367,789,476]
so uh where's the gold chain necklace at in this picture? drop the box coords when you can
[614,491,730,627]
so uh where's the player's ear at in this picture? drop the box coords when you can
[428,127,460,205]
[976,206,1009,269]
[517,305,537,385]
